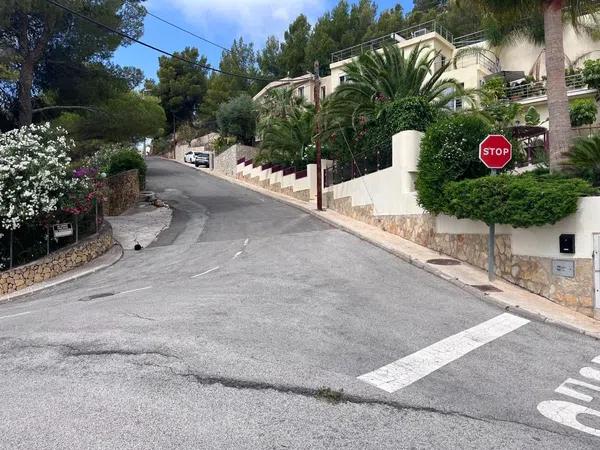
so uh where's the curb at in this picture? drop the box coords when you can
[177,160,600,340]
[0,243,124,304]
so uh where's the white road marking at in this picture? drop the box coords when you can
[119,286,153,295]
[191,266,220,278]
[233,251,243,259]
[358,313,530,393]
[243,238,249,246]
[0,311,32,320]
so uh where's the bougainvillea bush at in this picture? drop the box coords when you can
[0,123,74,230]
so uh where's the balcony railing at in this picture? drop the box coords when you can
[503,73,588,101]
[331,21,488,63]
[331,21,454,63]
[436,53,499,74]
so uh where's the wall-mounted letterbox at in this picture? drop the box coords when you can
[559,234,575,254]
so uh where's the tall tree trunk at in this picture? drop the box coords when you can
[543,0,571,172]
[17,59,34,127]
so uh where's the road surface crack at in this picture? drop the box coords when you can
[133,362,573,439]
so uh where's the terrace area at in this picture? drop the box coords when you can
[330,21,486,63]
[502,73,590,101]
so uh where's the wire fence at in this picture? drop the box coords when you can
[0,200,104,272]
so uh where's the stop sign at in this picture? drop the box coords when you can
[479,134,512,169]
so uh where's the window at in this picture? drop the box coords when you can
[320,86,326,99]
[298,86,305,98]
[339,75,347,85]
[446,83,465,111]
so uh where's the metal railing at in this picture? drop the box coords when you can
[324,141,393,187]
[331,21,488,63]
[453,30,487,48]
[331,21,454,63]
[448,53,499,73]
[572,125,600,138]
[503,73,588,101]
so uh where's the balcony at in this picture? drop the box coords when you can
[503,73,588,101]
[330,21,487,63]
[331,21,454,63]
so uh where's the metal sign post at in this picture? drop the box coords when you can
[488,169,497,281]
[479,134,512,282]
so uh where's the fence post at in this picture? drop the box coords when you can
[9,229,13,269]
[75,215,79,244]
[95,199,98,234]
[46,225,50,255]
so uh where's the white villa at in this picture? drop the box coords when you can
[254,19,600,129]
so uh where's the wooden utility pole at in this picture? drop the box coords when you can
[314,60,323,211]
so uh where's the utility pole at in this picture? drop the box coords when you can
[314,60,323,211]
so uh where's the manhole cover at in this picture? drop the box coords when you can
[79,292,114,302]
[470,284,503,293]
[426,258,461,266]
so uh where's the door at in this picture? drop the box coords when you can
[594,234,600,311]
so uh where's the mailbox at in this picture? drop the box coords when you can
[559,234,575,254]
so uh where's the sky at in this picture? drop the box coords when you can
[113,1,414,81]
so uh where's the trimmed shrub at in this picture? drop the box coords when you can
[443,174,595,228]
[107,148,147,188]
[415,114,492,213]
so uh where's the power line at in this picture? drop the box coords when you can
[44,0,273,82]
[144,10,230,53]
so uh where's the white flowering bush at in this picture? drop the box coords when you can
[0,123,74,230]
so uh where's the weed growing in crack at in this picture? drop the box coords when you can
[316,387,344,404]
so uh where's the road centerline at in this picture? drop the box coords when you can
[358,313,530,393]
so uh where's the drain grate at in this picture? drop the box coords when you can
[470,284,503,293]
[427,258,461,266]
[79,292,115,302]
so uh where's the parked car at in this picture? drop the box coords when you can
[194,152,210,168]
[184,151,195,163]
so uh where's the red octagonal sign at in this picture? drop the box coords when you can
[479,134,512,169]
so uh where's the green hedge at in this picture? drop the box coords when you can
[107,149,147,188]
[415,114,492,213]
[358,96,438,155]
[443,173,595,228]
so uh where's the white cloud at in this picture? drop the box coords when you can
[147,0,327,47]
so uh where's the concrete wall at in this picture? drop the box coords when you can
[105,169,140,216]
[0,223,114,296]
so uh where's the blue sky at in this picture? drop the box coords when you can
[113,1,414,81]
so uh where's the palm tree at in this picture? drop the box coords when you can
[562,134,600,186]
[322,44,465,135]
[258,104,316,166]
[256,87,308,140]
[460,0,600,172]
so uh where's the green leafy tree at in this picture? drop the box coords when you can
[156,47,209,130]
[216,94,258,145]
[569,98,598,127]
[0,0,145,127]
[363,5,406,40]
[54,93,166,153]
[582,58,600,92]
[258,36,284,79]
[459,0,600,172]
[280,15,311,77]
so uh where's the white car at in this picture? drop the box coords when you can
[184,151,195,163]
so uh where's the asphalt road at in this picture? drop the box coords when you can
[1,158,600,449]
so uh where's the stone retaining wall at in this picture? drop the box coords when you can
[325,193,595,317]
[105,169,140,216]
[215,144,259,177]
[0,223,114,296]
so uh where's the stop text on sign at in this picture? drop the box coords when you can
[479,134,512,169]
